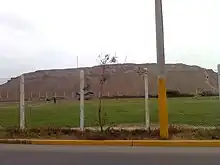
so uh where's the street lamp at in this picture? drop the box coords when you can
[155,0,168,138]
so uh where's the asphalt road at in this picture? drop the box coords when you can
[0,144,220,165]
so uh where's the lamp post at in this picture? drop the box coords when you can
[155,0,168,138]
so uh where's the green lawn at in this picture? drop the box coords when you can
[0,97,220,128]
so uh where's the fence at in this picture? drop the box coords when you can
[0,67,151,130]
[0,91,150,102]
[0,64,220,131]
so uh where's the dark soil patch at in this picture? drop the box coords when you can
[1,125,220,140]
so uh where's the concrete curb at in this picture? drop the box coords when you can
[132,140,220,147]
[31,140,133,146]
[1,139,220,147]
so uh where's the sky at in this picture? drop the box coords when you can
[0,0,219,83]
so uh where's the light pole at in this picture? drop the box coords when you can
[155,0,168,138]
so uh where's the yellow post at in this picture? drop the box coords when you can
[158,77,168,138]
[155,0,169,139]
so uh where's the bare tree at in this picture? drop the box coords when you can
[97,54,117,132]
[136,66,146,76]
[75,74,94,100]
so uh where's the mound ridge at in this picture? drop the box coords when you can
[0,63,217,101]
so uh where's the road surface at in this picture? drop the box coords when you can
[0,144,219,165]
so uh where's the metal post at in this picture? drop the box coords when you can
[218,64,220,100]
[144,68,150,129]
[20,75,25,130]
[45,92,48,98]
[80,70,84,130]
[15,92,18,101]
[155,0,168,138]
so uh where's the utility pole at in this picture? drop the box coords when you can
[218,64,220,100]
[155,0,168,138]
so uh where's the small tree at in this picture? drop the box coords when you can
[97,54,117,132]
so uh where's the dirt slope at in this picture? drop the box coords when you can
[0,63,218,101]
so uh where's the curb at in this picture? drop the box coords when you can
[1,139,220,147]
[31,140,133,146]
[132,140,220,147]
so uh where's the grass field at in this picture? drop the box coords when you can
[0,97,220,128]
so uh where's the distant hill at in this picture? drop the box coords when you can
[0,63,218,101]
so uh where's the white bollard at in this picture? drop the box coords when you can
[80,70,84,130]
[218,64,220,100]
[144,68,150,129]
[20,75,25,130]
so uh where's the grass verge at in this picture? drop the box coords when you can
[0,97,220,128]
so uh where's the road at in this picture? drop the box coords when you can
[0,144,219,165]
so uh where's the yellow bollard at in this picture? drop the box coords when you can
[158,77,168,139]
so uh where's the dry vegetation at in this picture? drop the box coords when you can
[1,125,220,140]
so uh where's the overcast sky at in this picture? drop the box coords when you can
[0,0,219,82]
